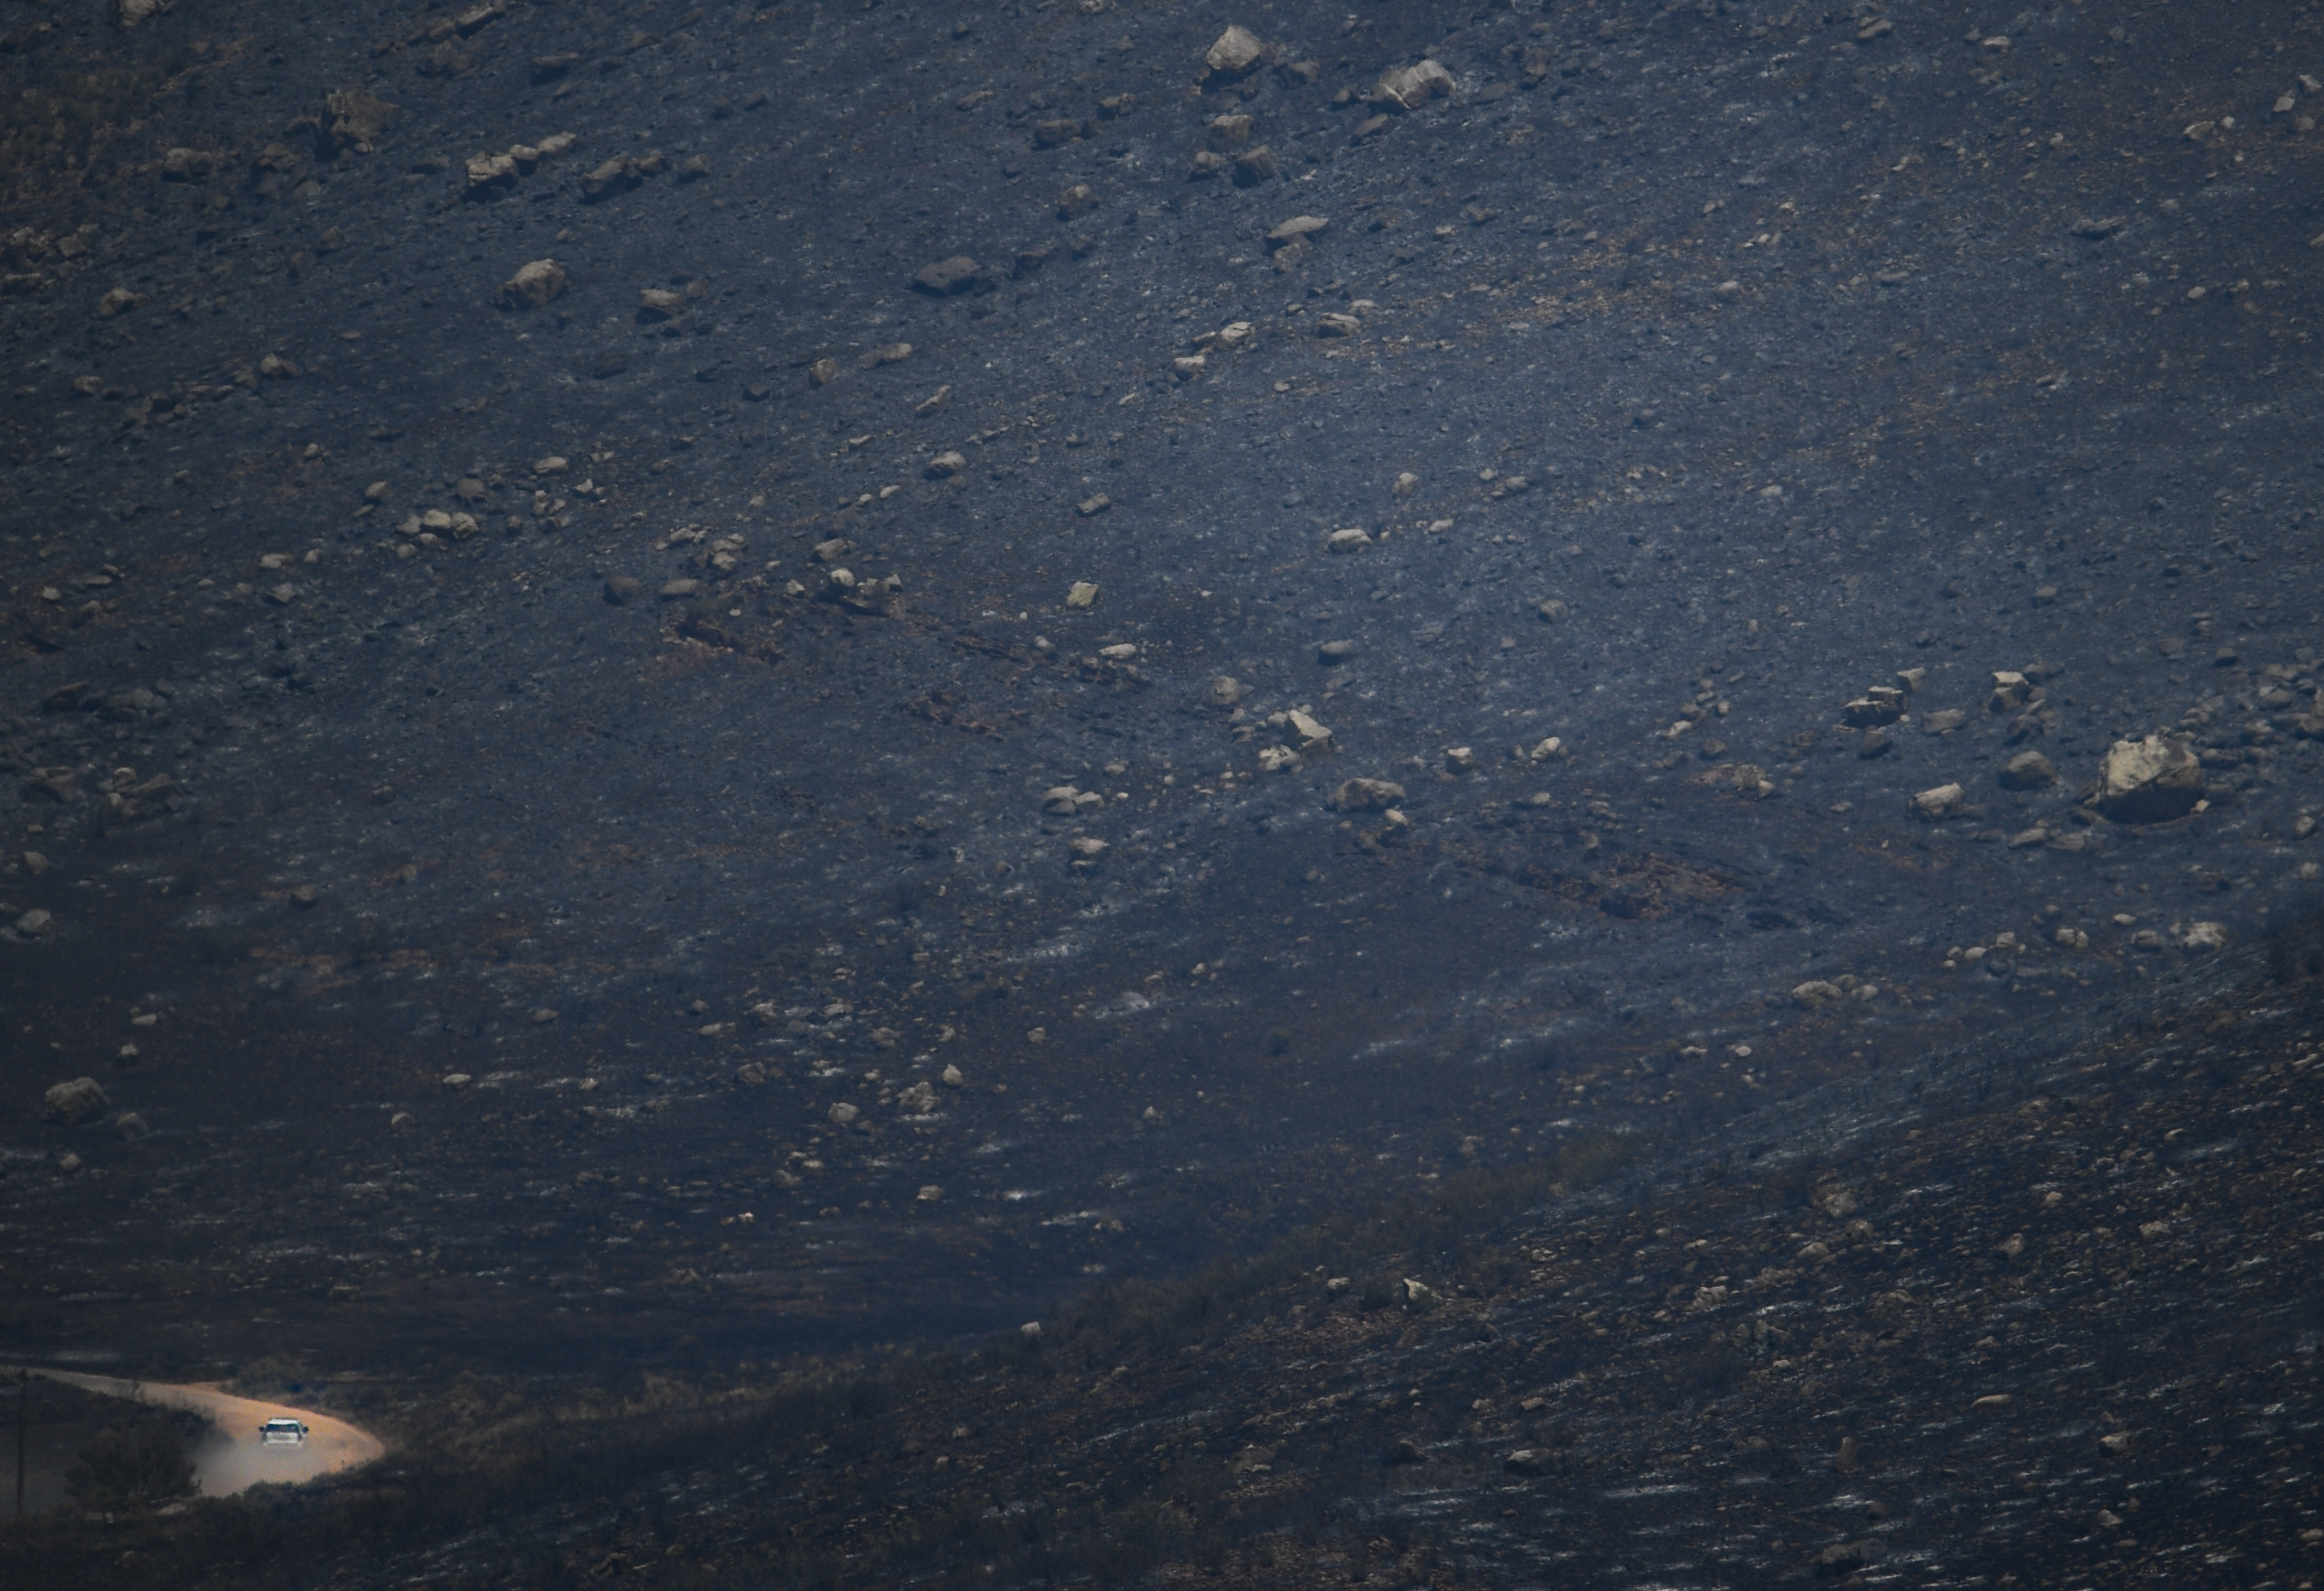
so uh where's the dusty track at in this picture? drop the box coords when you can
[13,1367,384,1497]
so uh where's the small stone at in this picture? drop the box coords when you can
[115,1112,149,1141]
[1267,214,1330,247]
[1232,146,1280,184]
[1535,599,1568,623]
[808,358,840,387]
[1287,710,1333,749]
[1317,639,1359,663]
[1988,670,2032,712]
[1020,1320,1043,1339]
[2181,920,2228,951]
[864,341,913,367]
[912,256,981,295]
[1330,778,1405,812]
[1998,750,2059,789]
[926,451,968,479]
[1209,676,1247,707]
[2295,815,2317,840]
[828,1102,861,1126]
[637,287,685,320]
[500,258,567,309]
[44,1077,110,1124]
[258,354,300,380]
[1921,708,1968,735]
[1504,1449,1551,1476]
[659,578,701,598]
[16,907,54,935]
[97,286,142,318]
[1528,737,1563,762]
[1032,118,1085,148]
[1068,836,1108,860]
[1315,311,1361,337]
[1970,1394,2013,1412]
[1057,182,1098,219]
[1066,581,1100,609]
[441,1072,473,1088]
[1076,493,1112,516]
[323,87,399,152]
[1911,783,1967,819]
[602,576,643,604]
[1793,980,1843,1009]
[1203,25,1268,79]
[1324,527,1372,552]
[1732,764,1775,800]
[1204,115,1255,150]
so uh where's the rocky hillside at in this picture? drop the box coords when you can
[1,0,2323,1580]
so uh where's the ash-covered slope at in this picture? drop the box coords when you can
[2,0,2321,1373]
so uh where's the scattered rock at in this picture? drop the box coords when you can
[1911,783,1967,819]
[809,358,839,386]
[1057,183,1098,220]
[1209,676,1247,708]
[1315,311,1361,337]
[1504,1449,1552,1476]
[827,1102,861,1126]
[1066,581,1100,609]
[1267,214,1330,248]
[2094,734,2203,823]
[1842,686,1905,727]
[1330,778,1405,812]
[2181,920,2228,951]
[1203,25,1268,81]
[97,287,141,318]
[44,1077,109,1124]
[1793,980,1844,1009]
[1204,115,1256,151]
[1233,147,1280,185]
[115,1112,149,1141]
[1376,60,1456,112]
[1998,750,2059,789]
[16,907,54,935]
[1813,1540,1875,1577]
[1324,527,1371,551]
[324,88,399,154]
[913,256,982,294]
[926,451,968,479]
[1076,493,1111,516]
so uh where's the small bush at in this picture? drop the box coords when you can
[64,1413,199,1510]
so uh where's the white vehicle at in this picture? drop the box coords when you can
[258,1418,309,1446]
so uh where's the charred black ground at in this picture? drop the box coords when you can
[3,0,2322,1583]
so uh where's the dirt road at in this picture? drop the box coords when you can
[13,1368,384,1497]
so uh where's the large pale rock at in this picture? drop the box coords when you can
[1204,25,1268,79]
[2095,734,2202,823]
[1376,60,1455,111]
